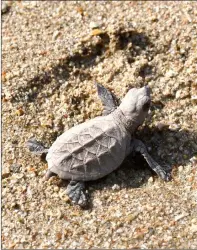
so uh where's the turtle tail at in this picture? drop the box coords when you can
[26,138,49,155]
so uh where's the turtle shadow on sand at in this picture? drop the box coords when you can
[10,28,153,104]
[46,125,196,210]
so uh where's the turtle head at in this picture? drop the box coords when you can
[119,85,151,128]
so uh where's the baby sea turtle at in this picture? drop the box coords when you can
[27,83,171,207]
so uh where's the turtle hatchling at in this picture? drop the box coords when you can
[27,83,171,207]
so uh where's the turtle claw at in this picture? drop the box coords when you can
[66,181,89,208]
[77,191,88,207]
[165,172,172,182]
[159,169,172,182]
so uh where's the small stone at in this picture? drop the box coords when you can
[56,232,62,240]
[63,82,69,88]
[89,21,100,29]
[175,88,190,99]
[190,156,197,165]
[76,6,84,15]
[174,213,189,221]
[116,228,124,234]
[148,176,154,183]
[11,202,20,209]
[150,16,158,22]
[175,90,182,99]
[191,95,197,103]
[52,31,60,40]
[91,29,103,36]
[59,190,70,202]
[112,184,120,190]
[56,6,64,15]
[15,173,24,179]
[169,123,181,131]
[40,117,53,128]
[2,71,6,82]
[10,164,21,173]
[2,168,10,179]
[148,82,154,88]
[54,186,59,192]
[125,213,139,223]
[157,122,169,131]
[174,110,183,116]
[166,70,178,78]
[190,224,197,233]
[178,166,184,172]
[2,2,10,14]
[18,217,25,224]
[163,88,172,97]
[191,218,197,223]
[16,108,24,116]
[124,194,129,199]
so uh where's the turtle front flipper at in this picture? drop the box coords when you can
[95,83,119,116]
[66,181,89,208]
[26,137,49,155]
[131,139,172,181]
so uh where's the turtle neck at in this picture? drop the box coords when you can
[111,108,139,134]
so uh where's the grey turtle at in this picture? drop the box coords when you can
[27,83,171,207]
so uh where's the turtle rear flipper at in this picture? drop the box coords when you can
[95,83,119,115]
[66,181,89,208]
[26,138,48,155]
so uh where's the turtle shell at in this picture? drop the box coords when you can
[46,115,131,181]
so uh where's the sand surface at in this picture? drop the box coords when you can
[2,1,197,249]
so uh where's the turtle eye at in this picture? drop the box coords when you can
[143,100,151,111]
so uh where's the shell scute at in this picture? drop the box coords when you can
[66,141,81,154]
[70,158,84,171]
[108,137,117,149]
[78,133,92,145]
[96,144,109,157]
[89,125,103,138]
